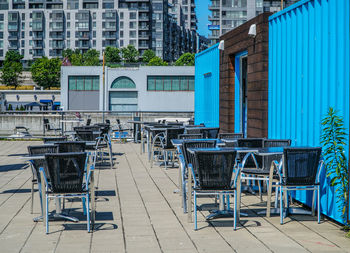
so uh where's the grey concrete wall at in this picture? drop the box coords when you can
[0,111,194,136]
[68,91,99,110]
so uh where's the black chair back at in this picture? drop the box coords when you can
[75,130,99,142]
[178,133,203,139]
[263,139,291,172]
[43,118,51,131]
[185,128,201,135]
[218,133,244,139]
[105,119,111,125]
[164,128,185,149]
[283,148,321,186]
[55,141,86,153]
[86,118,91,126]
[182,140,217,172]
[45,152,87,193]
[202,127,220,139]
[194,150,237,190]
[237,138,264,168]
[43,136,67,144]
[28,145,59,182]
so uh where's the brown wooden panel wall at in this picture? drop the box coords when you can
[219,13,270,138]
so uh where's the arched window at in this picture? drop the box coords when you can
[110,76,136,89]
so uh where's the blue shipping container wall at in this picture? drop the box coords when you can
[268,0,350,223]
[194,44,220,127]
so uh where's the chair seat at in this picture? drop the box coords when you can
[241,168,270,175]
[193,187,236,193]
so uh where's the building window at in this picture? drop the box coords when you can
[103,3,114,9]
[68,76,100,90]
[129,12,136,19]
[111,77,136,89]
[120,12,123,19]
[147,76,194,91]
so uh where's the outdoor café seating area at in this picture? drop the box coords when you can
[0,118,349,252]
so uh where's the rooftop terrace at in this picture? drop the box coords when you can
[0,141,349,252]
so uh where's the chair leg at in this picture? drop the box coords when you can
[317,185,320,224]
[267,179,273,217]
[45,196,49,234]
[150,146,154,168]
[258,180,263,202]
[108,144,113,168]
[86,194,90,232]
[194,192,197,231]
[31,181,34,214]
[312,189,316,216]
[234,191,237,230]
[275,186,279,208]
[237,174,241,219]
[280,187,283,225]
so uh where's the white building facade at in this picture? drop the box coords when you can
[61,66,194,112]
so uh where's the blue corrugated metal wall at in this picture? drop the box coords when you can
[269,0,350,223]
[194,44,220,127]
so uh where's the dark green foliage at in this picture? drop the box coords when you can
[142,49,156,63]
[62,49,100,66]
[7,104,12,110]
[320,107,348,223]
[121,45,139,63]
[30,57,62,89]
[175,53,195,66]
[1,51,23,89]
[20,105,25,111]
[147,56,168,66]
[105,46,121,63]
[83,49,100,66]
[62,48,74,59]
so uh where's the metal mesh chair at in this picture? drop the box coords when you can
[40,152,94,233]
[27,145,59,214]
[178,133,203,139]
[218,133,244,139]
[201,127,220,139]
[180,140,217,213]
[160,127,185,169]
[185,128,201,135]
[55,141,86,153]
[279,147,323,224]
[43,118,61,136]
[43,136,67,144]
[190,149,239,230]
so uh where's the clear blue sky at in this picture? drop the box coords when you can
[195,0,210,37]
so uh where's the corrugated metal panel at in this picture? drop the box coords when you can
[269,0,350,223]
[194,44,220,127]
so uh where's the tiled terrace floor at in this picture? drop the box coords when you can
[0,141,350,253]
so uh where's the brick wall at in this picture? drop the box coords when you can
[219,13,270,137]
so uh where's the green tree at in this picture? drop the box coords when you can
[142,49,156,63]
[105,46,121,63]
[1,51,23,89]
[30,57,62,89]
[320,107,349,223]
[175,53,195,66]
[62,48,74,60]
[147,56,168,66]
[83,49,100,66]
[70,52,83,66]
[121,45,139,63]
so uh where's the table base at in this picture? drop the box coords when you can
[33,212,79,222]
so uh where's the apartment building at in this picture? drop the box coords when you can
[0,0,203,63]
[208,0,299,44]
